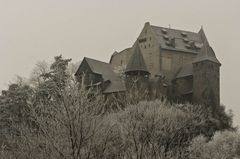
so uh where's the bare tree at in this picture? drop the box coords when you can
[0,55,234,159]
[29,61,50,87]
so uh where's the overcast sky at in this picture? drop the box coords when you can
[0,0,240,125]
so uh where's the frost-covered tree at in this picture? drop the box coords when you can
[189,130,240,159]
[0,55,236,159]
[29,60,50,87]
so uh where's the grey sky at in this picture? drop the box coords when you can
[1,0,240,125]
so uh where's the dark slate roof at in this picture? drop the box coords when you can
[80,57,126,93]
[151,25,203,54]
[193,28,221,65]
[193,46,221,64]
[176,63,193,79]
[125,44,149,74]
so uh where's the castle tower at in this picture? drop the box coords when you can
[192,28,221,107]
[125,44,150,99]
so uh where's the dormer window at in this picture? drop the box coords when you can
[185,44,191,49]
[195,42,203,49]
[166,37,175,47]
[185,41,198,49]
[161,28,167,34]
[181,32,187,37]
[189,41,195,49]
[163,35,169,40]
[166,41,171,46]
[183,38,189,43]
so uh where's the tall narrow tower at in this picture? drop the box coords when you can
[192,28,221,108]
[125,43,150,98]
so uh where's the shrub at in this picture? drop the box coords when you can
[189,130,240,159]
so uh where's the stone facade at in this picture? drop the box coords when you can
[110,48,133,71]
[76,22,221,107]
[193,59,220,107]
[109,22,221,107]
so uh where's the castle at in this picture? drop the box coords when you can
[75,22,221,107]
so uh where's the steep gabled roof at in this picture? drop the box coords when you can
[193,28,221,65]
[76,57,126,93]
[198,27,209,45]
[125,44,149,74]
[150,25,202,54]
[84,57,114,79]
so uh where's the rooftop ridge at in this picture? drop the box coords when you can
[150,25,199,35]
[84,57,109,65]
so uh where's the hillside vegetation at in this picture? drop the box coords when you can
[0,55,237,159]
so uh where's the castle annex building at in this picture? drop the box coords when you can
[75,22,221,107]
